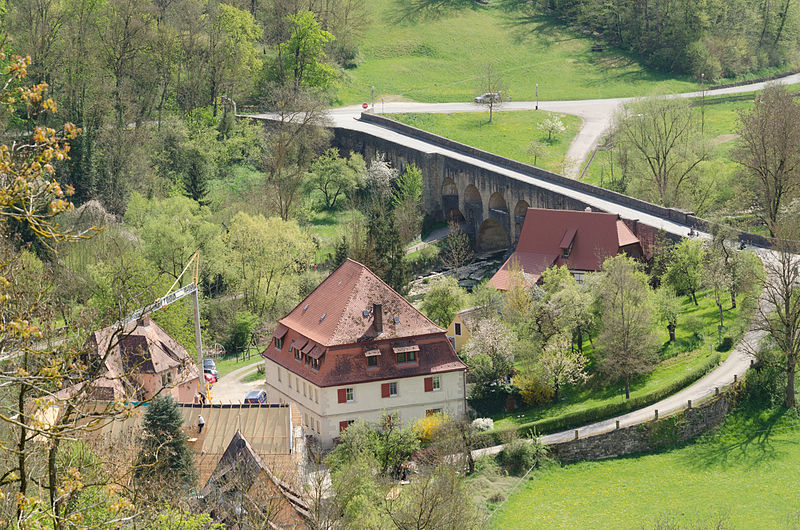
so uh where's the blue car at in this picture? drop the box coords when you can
[244,390,267,404]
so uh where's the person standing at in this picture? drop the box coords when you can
[197,414,205,434]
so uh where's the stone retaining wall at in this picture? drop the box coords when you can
[549,393,735,464]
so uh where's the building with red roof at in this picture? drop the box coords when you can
[489,208,643,290]
[261,259,467,446]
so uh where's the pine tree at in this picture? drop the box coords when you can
[367,206,409,294]
[135,395,196,488]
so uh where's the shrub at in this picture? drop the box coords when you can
[413,413,447,443]
[717,336,733,352]
[515,371,555,406]
[472,418,494,432]
[684,315,705,338]
[498,434,549,476]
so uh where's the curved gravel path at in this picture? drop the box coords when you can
[209,360,265,404]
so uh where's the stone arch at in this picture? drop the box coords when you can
[446,208,466,223]
[513,200,530,240]
[488,192,508,213]
[463,184,483,225]
[477,218,509,252]
[441,178,459,222]
[441,178,458,196]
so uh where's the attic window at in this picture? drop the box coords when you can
[559,228,577,259]
[303,303,309,312]
[393,317,400,324]
[338,280,343,286]
[320,313,327,322]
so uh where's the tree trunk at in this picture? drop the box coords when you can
[775,0,791,44]
[576,327,583,353]
[691,290,698,305]
[625,376,630,399]
[786,353,797,408]
[554,379,560,401]
[717,302,725,328]
[668,322,676,342]
[730,288,737,309]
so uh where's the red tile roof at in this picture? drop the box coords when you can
[490,208,642,290]
[264,260,466,387]
[279,259,443,347]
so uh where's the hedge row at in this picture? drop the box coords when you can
[472,352,722,449]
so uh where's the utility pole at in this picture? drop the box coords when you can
[536,83,539,110]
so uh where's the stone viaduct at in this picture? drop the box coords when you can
[334,116,598,252]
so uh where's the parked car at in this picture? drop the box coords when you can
[203,359,219,380]
[244,390,267,404]
[204,372,216,384]
[474,91,502,104]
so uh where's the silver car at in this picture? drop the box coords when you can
[474,92,502,103]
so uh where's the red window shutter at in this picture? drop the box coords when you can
[381,383,390,398]
[338,388,347,403]
[339,421,349,432]
[424,377,433,392]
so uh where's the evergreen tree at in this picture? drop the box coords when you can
[135,395,196,488]
[367,206,409,294]
[183,151,209,205]
[334,234,349,267]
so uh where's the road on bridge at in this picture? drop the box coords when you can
[324,72,800,178]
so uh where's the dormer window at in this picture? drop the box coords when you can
[559,227,577,259]
[274,336,284,350]
[393,345,419,363]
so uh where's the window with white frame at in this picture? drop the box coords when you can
[346,388,354,402]
[432,375,440,391]
[389,381,398,396]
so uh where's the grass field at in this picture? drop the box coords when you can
[491,287,753,431]
[392,111,581,173]
[488,405,800,528]
[304,208,362,263]
[338,0,700,105]
[212,349,263,378]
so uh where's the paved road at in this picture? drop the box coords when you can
[324,72,800,177]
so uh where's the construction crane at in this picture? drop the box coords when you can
[115,251,211,400]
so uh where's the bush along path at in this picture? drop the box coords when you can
[472,268,770,459]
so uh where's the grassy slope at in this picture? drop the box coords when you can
[492,288,750,430]
[392,111,581,173]
[489,406,800,528]
[338,0,699,105]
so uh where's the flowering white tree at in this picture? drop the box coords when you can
[538,116,566,141]
[463,318,516,387]
[537,333,587,400]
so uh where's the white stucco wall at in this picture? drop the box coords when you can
[263,358,466,446]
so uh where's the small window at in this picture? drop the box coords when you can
[449,337,456,350]
[396,350,416,363]
[573,272,585,285]
[294,349,302,361]
[161,371,173,387]
[389,382,398,397]
[275,336,284,350]
[432,375,441,391]
[367,355,378,367]
[454,322,462,336]
[426,408,443,416]
[345,388,354,402]
[311,357,320,371]
[277,367,281,382]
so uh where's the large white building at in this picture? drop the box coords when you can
[261,259,467,446]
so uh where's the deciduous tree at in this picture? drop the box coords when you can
[732,85,800,236]
[665,238,706,305]
[421,275,465,328]
[615,97,706,208]
[463,318,516,388]
[537,333,587,400]
[305,147,364,210]
[593,255,658,399]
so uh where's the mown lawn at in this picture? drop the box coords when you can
[491,287,754,431]
[212,347,263,378]
[488,405,800,528]
[392,111,581,173]
[303,208,363,264]
[338,0,699,105]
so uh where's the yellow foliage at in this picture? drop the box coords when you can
[413,413,448,443]
[515,371,554,406]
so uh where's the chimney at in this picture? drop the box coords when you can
[373,303,383,333]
